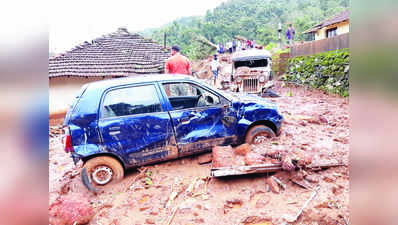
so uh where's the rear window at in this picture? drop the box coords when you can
[101,85,162,118]
[234,59,268,69]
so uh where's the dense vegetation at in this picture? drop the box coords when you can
[140,0,349,59]
[283,49,349,97]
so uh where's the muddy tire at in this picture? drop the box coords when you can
[83,156,124,187]
[245,125,276,144]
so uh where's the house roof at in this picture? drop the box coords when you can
[303,10,349,34]
[49,27,171,78]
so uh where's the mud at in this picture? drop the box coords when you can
[49,81,349,225]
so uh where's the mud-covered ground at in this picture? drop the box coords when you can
[49,82,349,225]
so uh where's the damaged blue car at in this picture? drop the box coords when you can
[63,74,283,187]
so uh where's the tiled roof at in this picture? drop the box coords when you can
[303,10,349,34]
[49,28,171,77]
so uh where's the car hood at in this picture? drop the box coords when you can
[229,93,278,111]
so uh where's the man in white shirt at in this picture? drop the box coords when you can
[211,54,221,86]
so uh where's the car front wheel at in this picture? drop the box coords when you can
[83,156,124,187]
[245,125,276,144]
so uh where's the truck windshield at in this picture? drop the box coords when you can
[234,59,268,69]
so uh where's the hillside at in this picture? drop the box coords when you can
[140,0,349,59]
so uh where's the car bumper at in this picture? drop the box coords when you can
[71,152,82,165]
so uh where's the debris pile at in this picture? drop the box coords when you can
[49,193,95,225]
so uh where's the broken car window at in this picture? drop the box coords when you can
[102,85,162,118]
[163,83,221,110]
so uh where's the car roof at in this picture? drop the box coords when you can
[231,49,272,61]
[87,74,199,90]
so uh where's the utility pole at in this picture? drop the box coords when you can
[164,32,167,48]
[278,22,282,49]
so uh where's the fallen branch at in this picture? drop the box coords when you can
[165,202,180,225]
[283,185,321,223]
[126,167,148,191]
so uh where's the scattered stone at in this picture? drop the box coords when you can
[193,218,205,223]
[332,184,344,195]
[281,155,295,171]
[305,174,320,183]
[145,218,155,224]
[315,201,331,209]
[318,115,328,124]
[49,193,95,225]
[323,175,337,183]
[244,151,265,165]
[234,143,251,156]
[299,120,307,126]
[139,204,151,211]
[241,216,272,225]
[197,153,212,164]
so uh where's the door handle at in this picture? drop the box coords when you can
[180,112,199,124]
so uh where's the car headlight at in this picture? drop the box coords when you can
[236,77,242,83]
[259,75,265,83]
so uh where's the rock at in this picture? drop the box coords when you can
[299,120,307,126]
[244,151,265,165]
[265,177,279,194]
[255,196,271,208]
[197,153,212,164]
[281,155,295,171]
[145,218,155,224]
[212,146,234,168]
[305,174,320,183]
[49,193,95,225]
[323,175,336,183]
[193,218,205,223]
[332,184,344,195]
[224,198,243,213]
[318,115,328,124]
[241,216,272,225]
[139,204,151,211]
[314,201,331,209]
[234,143,251,156]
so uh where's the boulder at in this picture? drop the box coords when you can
[212,146,234,168]
[49,193,95,225]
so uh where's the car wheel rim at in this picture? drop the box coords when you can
[92,166,113,185]
[253,133,271,144]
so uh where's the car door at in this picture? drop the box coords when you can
[98,84,178,167]
[160,81,238,157]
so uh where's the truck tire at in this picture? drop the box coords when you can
[83,156,124,187]
[245,125,276,144]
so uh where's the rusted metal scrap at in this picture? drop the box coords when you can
[210,162,346,177]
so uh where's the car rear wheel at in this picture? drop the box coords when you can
[245,125,276,144]
[83,156,124,187]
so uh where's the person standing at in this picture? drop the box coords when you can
[232,40,237,52]
[165,45,191,75]
[211,54,221,86]
[286,24,295,46]
[227,41,233,54]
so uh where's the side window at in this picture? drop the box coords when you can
[163,83,221,110]
[102,85,162,118]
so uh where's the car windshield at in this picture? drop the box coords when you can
[234,58,268,69]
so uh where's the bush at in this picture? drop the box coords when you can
[282,49,349,97]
